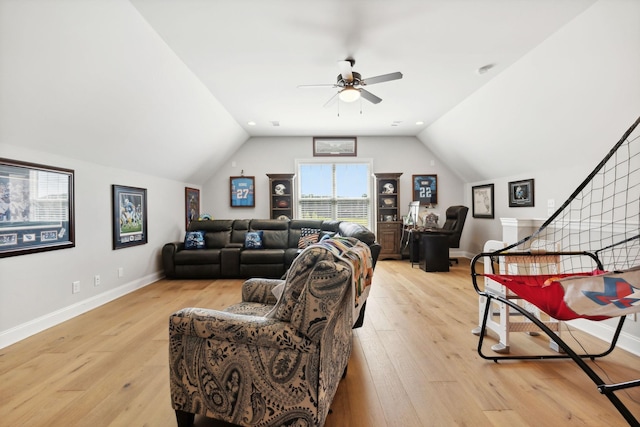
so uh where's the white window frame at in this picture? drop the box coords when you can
[295,158,374,230]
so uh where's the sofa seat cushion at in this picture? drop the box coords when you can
[241,249,284,264]
[174,249,221,265]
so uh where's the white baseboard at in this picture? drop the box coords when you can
[0,272,163,349]
[568,318,640,357]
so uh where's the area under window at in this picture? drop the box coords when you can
[297,161,372,228]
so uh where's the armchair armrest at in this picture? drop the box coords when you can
[169,307,314,352]
[241,278,283,304]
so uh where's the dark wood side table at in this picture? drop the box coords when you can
[419,233,450,272]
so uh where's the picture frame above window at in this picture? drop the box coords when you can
[472,183,495,219]
[412,174,437,205]
[185,187,200,230]
[112,185,148,250]
[230,176,255,207]
[508,178,535,207]
[0,158,75,258]
[312,136,357,157]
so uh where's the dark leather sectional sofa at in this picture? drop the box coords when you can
[162,218,381,280]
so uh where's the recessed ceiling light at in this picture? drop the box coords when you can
[247,121,256,126]
[416,121,424,125]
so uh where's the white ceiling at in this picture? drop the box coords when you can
[0,0,601,184]
[131,0,597,137]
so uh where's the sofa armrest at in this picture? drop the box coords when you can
[241,278,282,304]
[162,242,184,278]
[169,307,314,352]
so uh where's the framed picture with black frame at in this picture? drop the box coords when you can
[412,174,437,205]
[112,184,148,249]
[508,178,534,207]
[185,187,200,230]
[472,183,495,219]
[312,137,357,157]
[0,158,75,258]
[230,176,255,207]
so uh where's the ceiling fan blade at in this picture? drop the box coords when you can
[360,89,382,104]
[323,92,339,108]
[362,71,403,86]
[297,83,337,88]
[337,60,353,82]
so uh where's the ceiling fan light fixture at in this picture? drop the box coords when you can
[339,87,361,103]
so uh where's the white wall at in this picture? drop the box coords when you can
[201,135,465,230]
[0,143,190,348]
[419,0,640,258]
[419,0,640,352]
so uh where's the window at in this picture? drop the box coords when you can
[297,161,372,228]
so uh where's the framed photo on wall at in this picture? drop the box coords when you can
[230,176,255,207]
[112,184,148,249]
[312,137,357,157]
[0,158,75,258]
[185,187,200,230]
[412,174,437,205]
[508,178,534,207]
[472,183,494,218]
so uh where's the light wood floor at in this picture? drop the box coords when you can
[1,259,639,427]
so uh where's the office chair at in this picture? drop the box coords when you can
[437,205,468,264]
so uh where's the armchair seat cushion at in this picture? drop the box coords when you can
[174,249,221,265]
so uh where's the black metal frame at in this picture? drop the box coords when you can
[471,252,640,427]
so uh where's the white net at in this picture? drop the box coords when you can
[503,116,640,274]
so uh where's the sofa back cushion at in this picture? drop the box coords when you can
[188,219,233,248]
[230,219,250,245]
[249,219,289,249]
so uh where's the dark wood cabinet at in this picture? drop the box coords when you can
[267,173,295,220]
[374,173,402,260]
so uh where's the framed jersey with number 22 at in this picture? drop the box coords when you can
[230,176,255,207]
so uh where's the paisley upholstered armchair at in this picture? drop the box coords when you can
[169,239,373,427]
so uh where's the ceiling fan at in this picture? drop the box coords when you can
[298,59,403,107]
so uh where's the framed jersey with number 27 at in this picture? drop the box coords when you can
[230,176,255,207]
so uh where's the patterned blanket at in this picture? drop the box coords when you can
[312,237,374,313]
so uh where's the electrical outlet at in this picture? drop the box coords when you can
[94,275,101,286]
[72,281,80,294]
[118,267,124,278]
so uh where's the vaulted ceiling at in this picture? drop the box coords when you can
[0,0,600,183]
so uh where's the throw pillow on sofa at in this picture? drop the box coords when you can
[245,231,264,249]
[184,231,206,250]
[298,227,320,249]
